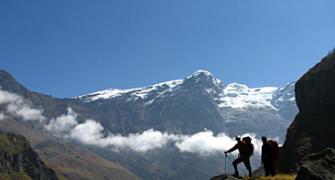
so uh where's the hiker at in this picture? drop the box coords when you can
[225,136,254,177]
[261,136,279,176]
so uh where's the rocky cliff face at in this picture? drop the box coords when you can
[296,148,335,180]
[279,50,335,172]
[0,131,58,180]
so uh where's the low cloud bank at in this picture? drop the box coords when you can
[68,123,263,155]
[56,109,263,155]
[0,89,264,156]
[71,126,180,153]
[44,109,263,155]
[60,109,263,155]
[0,113,6,121]
[39,106,180,153]
[0,89,45,122]
[176,131,262,156]
[45,108,78,137]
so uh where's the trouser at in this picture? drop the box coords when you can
[232,156,252,177]
[264,160,276,176]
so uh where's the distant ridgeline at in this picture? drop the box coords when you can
[278,50,335,172]
[0,131,58,180]
[0,66,298,179]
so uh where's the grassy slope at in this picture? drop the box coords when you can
[0,132,35,180]
[0,171,32,180]
[0,118,139,180]
[0,133,29,154]
[232,174,296,180]
[255,174,296,180]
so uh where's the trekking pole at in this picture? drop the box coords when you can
[226,154,232,161]
[224,153,227,175]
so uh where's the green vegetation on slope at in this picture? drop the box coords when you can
[0,132,29,154]
[0,171,32,180]
[0,131,58,180]
[255,174,296,180]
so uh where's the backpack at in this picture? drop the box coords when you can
[268,140,280,161]
[241,137,254,157]
[246,143,254,157]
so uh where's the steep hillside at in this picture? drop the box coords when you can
[0,116,139,180]
[0,70,139,179]
[0,131,58,180]
[279,50,335,172]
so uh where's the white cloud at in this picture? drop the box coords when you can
[0,113,6,121]
[0,89,45,122]
[0,89,265,156]
[44,108,78,137]
[43,108,179,153]
[98,129,179,152]
[70,124,179,152]
[7,103,45,122]
[175,131,236,156]
[69,120,105,145]
[0,90,22,104]
[67,118,263,155]
[40,106,264,155]
[176,132,263,156]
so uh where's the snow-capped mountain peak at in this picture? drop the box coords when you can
[78,79,183,102]
[79,88,139,101]
[272,82,296,105]
[188,69,214,78]
[183,69,224,90]
[218,83,278,109]
[224,82,250,94]
[76,71,296,114]
[185,69,219,82]
[78,70,224,102]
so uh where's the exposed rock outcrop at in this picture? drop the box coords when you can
[278,50,335,172]
[296,148,335,180]
[0,131,58,180]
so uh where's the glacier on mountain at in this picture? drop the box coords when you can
[218,83,278,109]
[77,70,295,112]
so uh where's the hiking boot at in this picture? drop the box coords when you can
[232,173,239,178]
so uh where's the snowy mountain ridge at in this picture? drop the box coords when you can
[218,83,278,109]
[78,79,183,102]
[0,68,300,180]
[77,70,295,110]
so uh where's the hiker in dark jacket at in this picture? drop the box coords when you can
[225,136,253,177]
[261,136,276,176]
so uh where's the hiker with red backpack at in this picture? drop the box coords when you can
[225,136,254,178]
[261,136,280,176]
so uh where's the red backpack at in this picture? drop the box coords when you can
[268,140,280,161]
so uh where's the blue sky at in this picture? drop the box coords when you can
[1,0,334,98]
